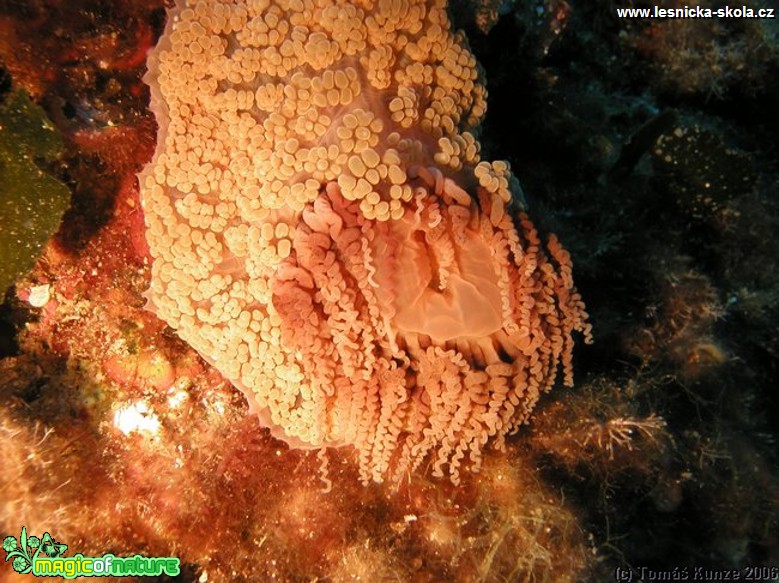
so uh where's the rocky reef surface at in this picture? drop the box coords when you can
[0,1,777,581]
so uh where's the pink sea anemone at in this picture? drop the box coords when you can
[139,0,592,484]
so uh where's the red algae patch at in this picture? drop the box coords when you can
[103,349,176,391]
[140,0,591,484]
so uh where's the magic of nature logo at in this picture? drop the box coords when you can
[3,526,180,578]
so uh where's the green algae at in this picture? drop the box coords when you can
[0,89,70,292]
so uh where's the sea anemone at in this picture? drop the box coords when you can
[139,0,592,484]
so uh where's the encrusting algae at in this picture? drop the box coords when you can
[139,0,592,485]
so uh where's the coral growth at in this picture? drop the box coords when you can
[628,6,777,99]
[652,125,755,221]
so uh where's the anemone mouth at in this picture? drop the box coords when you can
[270,177,511,372]
[266,178,591,483]
[375,205,504,343]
